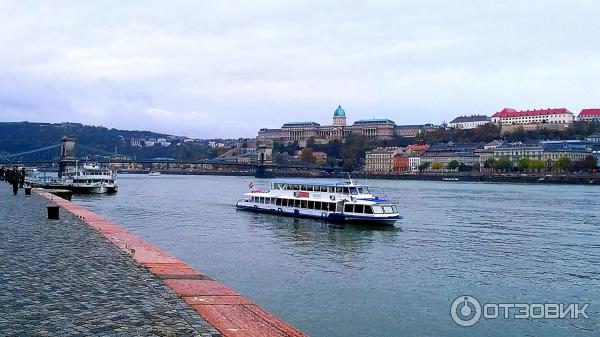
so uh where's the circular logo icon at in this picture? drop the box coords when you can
[451,295,482,327]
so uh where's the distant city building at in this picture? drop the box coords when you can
[491,108,574,125]
[448,115,491,129]
[392,153,410,172]
[494,142,544,161]
[406,144,430,153]
[257,105,435,144]
[395,125,435,138]
[364,147,404,173]
[484,140,503,150]
[578,109,600,122]
[312,151,328,161]
[493,140,591,169]
[130,138,142,147]
[541,140,590,164]
[408,156,421,172]
[420,151,479,169]
[586,134,600,143]
[475,148,494,171]
[236,150,261,164]
[208,141,226,148]
[416,142,482,171]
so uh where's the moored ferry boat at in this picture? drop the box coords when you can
[236,179,401,225]
[65,164,118,194]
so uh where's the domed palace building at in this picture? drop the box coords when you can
[257,105,429,144]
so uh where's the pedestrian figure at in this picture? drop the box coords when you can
[0,166,4,181]
[9,167,19,195]
[19,167,26,188]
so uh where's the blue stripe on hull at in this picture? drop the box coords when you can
[236,205,399,225]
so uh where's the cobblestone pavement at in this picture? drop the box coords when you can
[0,187,221,337]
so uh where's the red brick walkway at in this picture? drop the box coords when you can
[36,189,308,337]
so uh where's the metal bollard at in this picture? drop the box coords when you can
[47,206,60,220]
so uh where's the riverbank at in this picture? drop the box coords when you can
[0,186,307,336]
[0,187,220,336]
[120,169,600,185]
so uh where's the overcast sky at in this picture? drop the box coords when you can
[1,1,599,138]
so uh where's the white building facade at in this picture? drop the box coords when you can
[491,108,575,125]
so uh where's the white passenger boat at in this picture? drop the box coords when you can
[26,164,118,194]
[236,179,401,225]
[62,164,118,194]
[148,171,161,176]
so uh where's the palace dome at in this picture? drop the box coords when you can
[334,105,346,117]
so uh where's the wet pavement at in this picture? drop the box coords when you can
[0,186,221,336]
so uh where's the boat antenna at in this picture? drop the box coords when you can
[347,172,354,185]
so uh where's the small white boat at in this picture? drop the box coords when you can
[67,164,118,194]
[26,164,118,194]
[148,171,161,176]
[236,178,401,225]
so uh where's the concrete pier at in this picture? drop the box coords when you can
[0,186,307,336]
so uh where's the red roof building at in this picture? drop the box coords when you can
[407,144,430,152]
[578,109,600,122]
[491,108,574,125]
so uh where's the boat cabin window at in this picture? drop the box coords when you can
[383,206,395,214]
[358,187,369,194]
[274,198,337,212]
[349,187,358,195]
[344,204,372,213]
[372,206,384,214]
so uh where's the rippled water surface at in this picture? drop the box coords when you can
[74,175,600,337]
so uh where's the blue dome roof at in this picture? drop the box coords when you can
[334,105,346,117]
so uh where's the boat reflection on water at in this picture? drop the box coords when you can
[244,211,403,268]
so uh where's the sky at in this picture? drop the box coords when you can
[1,0,599,138]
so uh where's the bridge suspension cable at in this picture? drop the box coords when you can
[4,144,61,158]
[76,144,132,159]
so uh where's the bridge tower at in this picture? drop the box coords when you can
[58,136,76,177]
[255,145,275,178]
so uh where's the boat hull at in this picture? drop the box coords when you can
[31,183,118,194]
[236,204,400,225]
[71,185,118,194]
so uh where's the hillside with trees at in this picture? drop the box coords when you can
[0,121,229,161]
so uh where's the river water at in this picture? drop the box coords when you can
[74,175,600,337]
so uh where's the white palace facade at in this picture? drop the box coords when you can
[257,105,432,144]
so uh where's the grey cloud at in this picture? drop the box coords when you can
[1,0,599,137]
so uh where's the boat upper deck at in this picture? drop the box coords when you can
[269,179,371,195]
[271,178,359,187]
